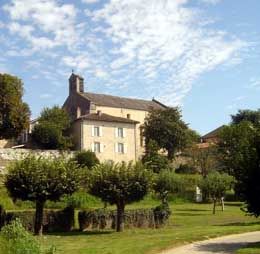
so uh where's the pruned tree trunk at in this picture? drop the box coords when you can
[213,198,216,215]
[221,197,225,211]
[34,200,45,235]
[116,201,125,232]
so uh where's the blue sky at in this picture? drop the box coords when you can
[0,0,259,135]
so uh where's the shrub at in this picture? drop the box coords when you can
[0,218,41,254]
[73,150,99,169]
[175,164,197,174]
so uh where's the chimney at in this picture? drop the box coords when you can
[97,110,102,116]
[127,114,131,119]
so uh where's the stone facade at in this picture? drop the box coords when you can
[63,73,167,162]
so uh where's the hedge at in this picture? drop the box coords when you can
[0,206,74,233]
[78,205,171,231]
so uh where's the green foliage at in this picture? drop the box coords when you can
[31,106,72,150]
[5,156,83,234]
[199,172,235,200]
[175,164,197,174]
[231,109,260,126]
[143,107,192,160]
[89,161,151,206]
[186,145,221,177]
[73,150,100,169]
[0,73,30,139]
[142,140,170,173]
[89,161,151,231]
[153,170,185,204]
[0,218,41,254]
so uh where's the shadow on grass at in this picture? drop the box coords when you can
[46,230,113,237]
[196,242,249,253]
[218,221,260,227]
[175,212,206,216]
[175,208,209,212]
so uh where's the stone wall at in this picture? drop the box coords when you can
[0,149,74,174]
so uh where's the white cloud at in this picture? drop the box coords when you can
[91,0,246,105]
[4,0,80,50]
[248,77,260,89]
[200,0,222,5]
[82,0,99,4]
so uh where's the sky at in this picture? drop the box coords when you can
[0,0,259,135]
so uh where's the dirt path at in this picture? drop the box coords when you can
[160,231,260,254]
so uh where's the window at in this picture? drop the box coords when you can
[94,126,100,137]
[92,126,102,137]
[116,127,125,138]
[94,142,101,153]
[118,143,124,154]
[118,127,123,138]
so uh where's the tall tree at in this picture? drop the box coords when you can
[89,161,151,232]
[231,109,260,126]
[0,73,30,139]
[143,107,191,160]
[218,120,260,217]
[32,106,72,149]
[5,156,83,235]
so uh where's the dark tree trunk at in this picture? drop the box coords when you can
[213,198,216,214]
[167,149,174,160]
[34,200,45,235]
[116,201,125,232]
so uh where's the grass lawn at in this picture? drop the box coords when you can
[39,202,260,254]
[237,243,260,254]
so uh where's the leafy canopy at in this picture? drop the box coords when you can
[231,109,260,126]
[89,161,151,205]
[5,156,83,203]
[32,106,72,149]
[73,150,100,169]
[143,107,195,160]
[0,73,30,139]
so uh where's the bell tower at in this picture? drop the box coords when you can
[69,72,84,95]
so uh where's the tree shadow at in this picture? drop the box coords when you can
[196,242,249,253]
[176,208,209,212]
[176,212,205,216]
[46,230,113,237]
[218,221,260,227]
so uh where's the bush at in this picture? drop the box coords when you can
[2,207,75,233]
[0,218,41,254]
[73,150,99,169]
[175,164,197,174]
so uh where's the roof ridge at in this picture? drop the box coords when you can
[84,91,154,103]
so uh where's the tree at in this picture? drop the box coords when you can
[73,150,99,169]
[231,109,260,126]
[5,156,83,235]
[153,170,184,205]
[31,106,72,149]
[199,172,235,214]
[218,120,260,217]
[143,107,192,160]
[89,161,151,232]
[0,73,30,139]
[142,140,170,173]
[186,145,220,178]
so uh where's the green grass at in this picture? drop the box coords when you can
[38,202,260,254]
[237,243,260,254]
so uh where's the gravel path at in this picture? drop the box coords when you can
[160,231,260,254]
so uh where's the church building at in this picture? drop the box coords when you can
[63,73,167,162]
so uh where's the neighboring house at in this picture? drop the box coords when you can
[18,118,39,145]
[200,125,225,146]
[63,73,167,162]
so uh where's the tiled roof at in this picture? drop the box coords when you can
[202,125,225,139]
[81,92,167,111]
[77,113,139,124]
